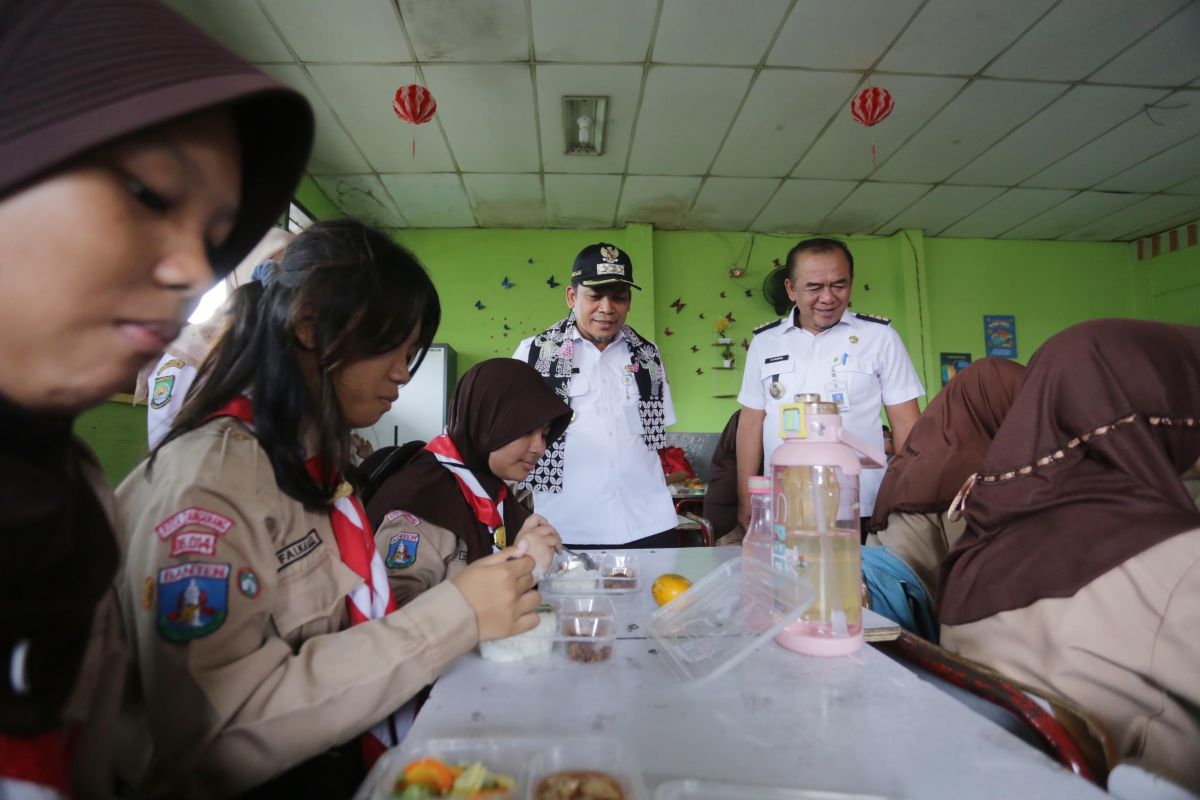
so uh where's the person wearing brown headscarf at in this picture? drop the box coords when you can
[0,1,311,794]
[367,359,573,603]
[866,357,1026,596]
[940,319,1200,792]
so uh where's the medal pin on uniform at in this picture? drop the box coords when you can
[769,381,785,399]
[849,336,859,344]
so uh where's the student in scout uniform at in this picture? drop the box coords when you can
[736,238,924,528]
[0,1,312,795]
[514,243,679,548]
[366,358,573,604]
[941,319,1200,794]
[116,221,542,798]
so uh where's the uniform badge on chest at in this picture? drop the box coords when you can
[769,381,785,400]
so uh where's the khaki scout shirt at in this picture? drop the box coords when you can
[114,417,478,799]
[373,509,468,607]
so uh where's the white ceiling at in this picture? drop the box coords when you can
[167,0,1200,241]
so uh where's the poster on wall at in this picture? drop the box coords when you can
[983,315,1018,358]
[940,352,972,386]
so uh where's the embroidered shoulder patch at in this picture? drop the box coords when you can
[385,532,419,569]
[237,567,260,599]
[151,375,176,409]
[157,358,186,374]
[275,529,323,572]
[155,507,234,558]
[855,312,891,326]
[383,509,421,527]
[156,562,230,642]
[753,318,783,335]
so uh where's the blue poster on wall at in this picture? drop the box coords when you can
[983,315,1017,358]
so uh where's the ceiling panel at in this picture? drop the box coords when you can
[627,67,754,175]
[1065,195,1200,241]
[260,0,412,63]
[617,176,703,229]
[1124,206,1200,240]
[545,174,622,228]
[531,0,656,63]
[1168,174,1200,195]
[380,174,476,227]
[1089,1,1200,86]
[314,175,407,227]
[712,70,861,177]
[164,0,292,62]
[793,75,966,180]
[877,0,1057,75]
[984,0,1189,81]
[462,174,546,227]
[821,182,931,234]
[939,188,1076,239]
[685,178,779,230]
[308,65,455,172]
[951,85,1168,186]
[258,64,370,175]
[874,80,1067,183]
[1097,134,1200,193]
[536,65,644,174]
[422,65,540,172]
[767,0,921,71]
[877,185,1006,236]
[752,179,858,232]
[399,0,528,62]
[1001,192,1145,240]
[653,0,790,66]
[1024,89,1200,189]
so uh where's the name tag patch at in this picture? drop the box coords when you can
[764,354,790,364]
[385,532,420,569]
[156,562,229,642]
[275,529,323,571]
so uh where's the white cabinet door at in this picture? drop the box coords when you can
[354,344,452,449]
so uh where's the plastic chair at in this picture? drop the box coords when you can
[876,630,1117,786]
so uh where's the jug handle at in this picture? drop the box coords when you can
[837,427,886,469]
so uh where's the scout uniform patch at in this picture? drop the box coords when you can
[151,375,175,409]
[385,532,419,569]
[156,562,229,642]
[155,507,234,558]
[275,529,322,571]
[157,358,186,373]
[237,567,260,599]
[383,509,421,527]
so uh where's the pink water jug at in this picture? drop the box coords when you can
[771,394,884,656]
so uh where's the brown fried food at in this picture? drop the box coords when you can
[534,770,625,800]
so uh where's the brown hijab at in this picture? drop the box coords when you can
[368,359,572,562]
[703,410,745,538]
[0,0,310,734]
[940,319,1200,626]
[868,358,1026,533]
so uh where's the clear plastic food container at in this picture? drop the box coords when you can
[542,552,641,595]
[525,737,649,800]
[644,557,815,682]
[654,780,887,799]
[478,597,617,664]
[355,737,647,800]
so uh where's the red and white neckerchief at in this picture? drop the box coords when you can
[209,396,411,765]
[0,729,74,799]
[424,434,506,550]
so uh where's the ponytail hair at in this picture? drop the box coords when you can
[156,219,441,509]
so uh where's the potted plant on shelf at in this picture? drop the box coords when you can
[720,348,735,368]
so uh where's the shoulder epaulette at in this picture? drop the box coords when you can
[854,312,891,326]
[753,318,783,335]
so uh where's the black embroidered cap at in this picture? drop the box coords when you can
[570,243,642,290]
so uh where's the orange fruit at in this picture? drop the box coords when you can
[652,573,692,606]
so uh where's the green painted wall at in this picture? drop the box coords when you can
[1144,231,1200,325]
[75,399,148,487]
[923,238,1139,379]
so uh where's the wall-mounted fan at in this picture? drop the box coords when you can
[761,265,791,316]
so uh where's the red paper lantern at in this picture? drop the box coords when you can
[392,84,437,158]
[850,86,893,127]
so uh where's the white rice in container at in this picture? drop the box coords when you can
[479,609,556,662]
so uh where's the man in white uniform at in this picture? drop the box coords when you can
[736,238,923,527]
[514,243,678,547]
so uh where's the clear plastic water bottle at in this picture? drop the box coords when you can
[742,476,773,566]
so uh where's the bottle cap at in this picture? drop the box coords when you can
[747,476,771,493]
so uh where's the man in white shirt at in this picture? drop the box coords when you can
[513,243,678,547]
[736,238,924,528]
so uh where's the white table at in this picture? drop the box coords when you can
[400,548,1107,799]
